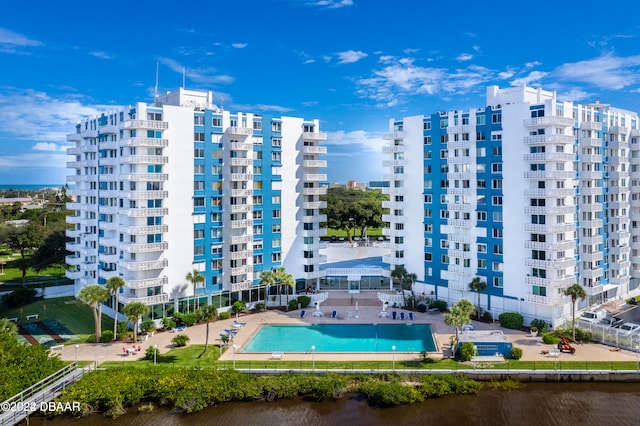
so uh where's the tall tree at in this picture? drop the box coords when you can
[77,285,110,343]
[260,267,295,307]
[444,303,471,346]
[468,277,487,320]
[106,276,126,338]
[563,283,587,341]
[323,187,385,241]
[122,301,150,343]
[185,269,205,312]
[30,229,69,274]
[0,223,44,285]
[390,265,408,290]
[198,304,218,357]
[259,270,276,305]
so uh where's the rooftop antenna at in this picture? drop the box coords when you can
[154,61,159,98]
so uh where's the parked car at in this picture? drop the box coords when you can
[462,323,474,331]
[331,236,337,242]
[616,322,640,336]
[377,236,384,241]
[353,236,360,241]
[579,309,607,323]
[598,316,623,328]
[338,237,345,241]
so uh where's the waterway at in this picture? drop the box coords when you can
[25,382,640,426]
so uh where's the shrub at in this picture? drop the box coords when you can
[218,311,231,320]
[297,295,312,308]
[458,342,475,361]
[530,319,549,333]
[498,312,524,330]
[510,347,523,360]
[556,328,593,342]
[172,334,190,347]
[417,303,428,313]
[288,298,299,311]
[173,312,197,327]
[100,330,114,343]
[144,346,157,360]
[232,300,246,314]
[481,311,493,322]
[419,351,437,363]
[542,332,560,345]
[85,334,96,343]
[116,321,130,340]
[1,287,37,308]
[429,300,448,312]
[255,303,265,312]
[161,317,176,330]
[140,320,155,334]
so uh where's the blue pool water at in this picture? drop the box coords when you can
[242,324,436,353]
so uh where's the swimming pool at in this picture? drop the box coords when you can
[242,324,436,353]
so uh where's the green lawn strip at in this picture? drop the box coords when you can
[0,264,67,283]
[0,296,114,342]
[100,344,223,368]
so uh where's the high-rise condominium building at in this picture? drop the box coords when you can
[382,84,640,326]
[66,88,327,316]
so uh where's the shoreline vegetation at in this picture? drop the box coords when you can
[52,369,481,418]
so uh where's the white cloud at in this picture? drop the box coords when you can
[231,103,293,113]
[552,53,640,90]
[337,50,368,64]
[556,88,590,102]
[309,0,353,8]
[231,43,247,49]
[303,59,316,64]
[324,130,384,153]
[456,53,473,62]
[32,142,67,152]
[510,70,548,87]
[403,48,419,54]
[0,27,42,47]
[90,51,114,60]
[159,57,234,85]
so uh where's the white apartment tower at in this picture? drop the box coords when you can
[66,88,327,316]
[383,85,640,327]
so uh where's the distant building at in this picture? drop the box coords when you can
[368,180,389,189]
[66,88,328,315]
[382,84,640,327]
[0,197,32,206]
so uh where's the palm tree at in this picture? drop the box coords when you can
[198,304,218,357]
[274,267,296,307]
[259,270,276,306]
[456,298,476,317]
[402,272,417,308]
[77,284,110,343]
[468,277,487,320]
[444,305,471,346]
[185,269,205,312]
[106,276,125,338]
[122,301,150,343]
[390,265,407,291]
[563,283,587,341]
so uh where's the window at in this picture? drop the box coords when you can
[194,148,204,158]
[476,115,486,125]
[493,277,503,288]
[492,228,503,238]
[477,211,487,221]
[493,244,503,254]
[194,132,205,142]
[212,117,222,127]
[492,163,502,173]
[193,197,205,207]
[194,229,204,239]
[492,113,502,123]
[194,246,204,256]
[194,181,204,190]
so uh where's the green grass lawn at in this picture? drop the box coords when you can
[0,264,67,283]
[0,296,114,342]
[101,344,223,368]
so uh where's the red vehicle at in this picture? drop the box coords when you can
[557,336,576,354]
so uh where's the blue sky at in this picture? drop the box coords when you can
[1,0,640,185]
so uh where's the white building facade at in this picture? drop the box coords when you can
[66,88,327,317]
[383,85,640,327]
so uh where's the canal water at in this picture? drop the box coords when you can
[26,382,640,426]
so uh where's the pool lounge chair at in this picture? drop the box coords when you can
[400,312,405,320]
[300,310,306,318]
[331,310,337,319]
[408,312,414,320]
[347,311,353,318]
[392,311,397,320]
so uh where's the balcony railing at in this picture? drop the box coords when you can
[121,137,168,147]
[303,131,328,141]
[123,119,169,130]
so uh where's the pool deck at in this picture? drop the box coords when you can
[57,291,640,365]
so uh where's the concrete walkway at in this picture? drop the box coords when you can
[58,292,640,365]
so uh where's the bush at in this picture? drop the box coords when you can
[144,346,157,360]
[2,287,37,308]
[530,319,549,333]
[419,351,437,363]
[173,312,197,327]
[288,298,299,311]
[116,321,130,340]
[232,300,246,314]
[481,311,493,322]
[140,320,155,334]
[218,312,231,320]
[100,330,114,343]
[172,334,190,347]
[255,303,265,312]
[429,300,448,312]
[499,312,524,330]
[458,342,475,361]
[297,295,311,308]
[161,317,176,330]
[510,347,523,360]
[556,328,593,342]
[542,332,560,345]
[417,303,428,313]
[85,334,96,343]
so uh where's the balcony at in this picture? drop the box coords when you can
[125,242,168,253]
[382,159,406,167]
[524,116,574,127]
[580,170,603,179]
[524,293,551,305]
[523,134,575,144]
[523,152,575,162]
[127,276,168,290]
[227,126,253,137]
[304,214,327,223]
[382,131,405,140]
[230,219,253,229]
[126,190,169,200]
[578,137,603,147]
[578,186,602,196]
[231,281,253,292]
[580,202,603,212]
[123,173,169,181]
[305,174,327,182]
[230,189,252,197]
[230,173,253,181]
[383,228,405,237]
[119,258,168,271]
[99,221,119,231]
[123,119,169,130]
[580,219,603,229]
[122,293,169,305]
[98,253,119,264]
[581,268,604,279]
[303,201,327,209]
[523,170,575,180]
[302,187,327,196]
[303,241,327,250]
[524,205,575,215]
[66,270,83,280]
[609,126,629,134]
[302,145,327,155]
[122,137,168,148]
[231,158,253,166]
[302,228,327,237]
[580,154,603,163]
[65,242,82,252]
[303,131,328,141]
[67,133,82,143]
[121,155,168,164]
[303,159,327,168]
[123,225,168,235]
[230,250,252,260]
[230,204,252,213]
[230,142,252,151]
[580,121,602,131]
[580,251,604,263]
[65,255,82,266]
[126,207,169,217]
[382,186,405,195]
[231,265,253,276]
[446,125,472,134]
[382,145,405,153]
